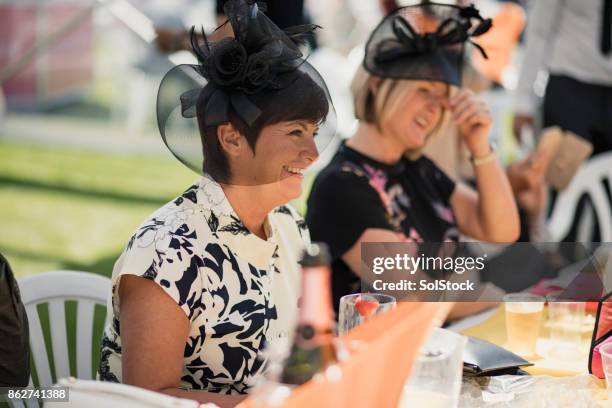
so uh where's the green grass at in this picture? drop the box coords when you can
[0,140,196,278]
[0,140,316,277]
[0,139,196,392]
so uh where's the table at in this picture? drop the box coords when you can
[458,306,612,406]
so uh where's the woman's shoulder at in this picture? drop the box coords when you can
[410,154,456,201]
[125,179,222,253]
[311,154,371,195]
[406,154,453,183]
[270,204,310,244]
[412,154,446,174]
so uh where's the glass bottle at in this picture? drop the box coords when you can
[280,242,338,385]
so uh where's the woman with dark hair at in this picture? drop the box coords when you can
[306,3,519,318]
[98,1,334,406]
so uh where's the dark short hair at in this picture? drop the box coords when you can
[196,69,330,182]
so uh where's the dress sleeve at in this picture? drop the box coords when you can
[112,215,204,322]
[306,169,393,261]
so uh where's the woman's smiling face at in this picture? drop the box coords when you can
[381,80,448,150]
[231,119,319,201]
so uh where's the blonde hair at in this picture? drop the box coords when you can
[350,65,452,155]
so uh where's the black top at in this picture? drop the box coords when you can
[306,142,458,311]
[0,253,30,387]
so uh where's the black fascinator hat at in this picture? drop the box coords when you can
[364,2,492,86]
[156,0,336,179]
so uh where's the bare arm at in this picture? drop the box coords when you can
[451,177,519,243]
[119,275,247,408]
[341,229,499,320]
[447,90,520,243]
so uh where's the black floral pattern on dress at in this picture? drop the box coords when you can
[98,336,121,383]
[206,212,220,238]
[296,219,308,239]
[218,215,251,236]
[338,158,457,242]
[270,245,280,274]
[274,206,292,215]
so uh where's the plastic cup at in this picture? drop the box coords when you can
[599,343,612,399]
[504,293,544,357]
[400,328,466,408]
[546,292,585,356]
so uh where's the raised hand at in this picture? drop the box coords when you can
[447,89,492,157]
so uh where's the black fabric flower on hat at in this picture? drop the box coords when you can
[174,0,319,126]
[203,38,249,87]
[243,51,272,93]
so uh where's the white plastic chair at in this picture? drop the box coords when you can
[8,271,110,408]
[548,152,612,242]
[44,378,202,408]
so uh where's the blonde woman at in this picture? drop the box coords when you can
[306,3,519,315]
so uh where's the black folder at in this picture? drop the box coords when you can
[463,336,533,377]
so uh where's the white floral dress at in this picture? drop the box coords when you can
[98,175,310,394]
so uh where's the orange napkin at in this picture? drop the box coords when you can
[241,302,447,408]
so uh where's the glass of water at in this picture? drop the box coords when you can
[337,293,396,335]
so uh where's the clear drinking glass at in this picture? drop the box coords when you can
[503,293,545,357]
[399,328,466,408]
[546,292,585,356]
[337,293,396,335]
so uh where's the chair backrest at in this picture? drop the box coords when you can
[548,152,612,242]
[16,271,110,397]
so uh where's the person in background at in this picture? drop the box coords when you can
[512,0,612,243]
[155,0,314,53]
[0,253,30,387]
[306,3,520,320]
[513,0,612,155]
[380,0,523,182]
[98,1,335,406]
